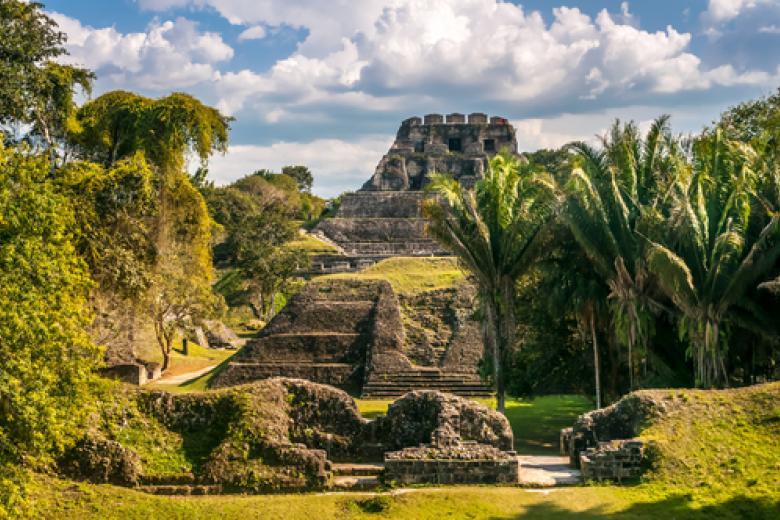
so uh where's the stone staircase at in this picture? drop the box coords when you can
[330,463,384,490]
[136,474,223,496]
[362,369,492,398]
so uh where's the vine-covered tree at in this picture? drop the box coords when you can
[73,91,231,371]
[0,144,101,468]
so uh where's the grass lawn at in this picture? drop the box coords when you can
[28,474,777,519]
[318,256,466,295]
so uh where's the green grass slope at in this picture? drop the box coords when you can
[636,383,779,501]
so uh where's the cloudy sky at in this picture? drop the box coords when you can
[45,0,780,197]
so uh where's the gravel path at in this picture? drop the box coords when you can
[517,455,581,487]
[154,364,217,385]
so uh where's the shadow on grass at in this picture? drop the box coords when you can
[492,494,779,520]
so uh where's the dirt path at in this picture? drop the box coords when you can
[154,364,217,385]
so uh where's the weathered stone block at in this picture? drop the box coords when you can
[100,363,147,385]
[468,112,488,124]
[424,113,444,124]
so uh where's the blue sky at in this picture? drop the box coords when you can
[45,0,780,197]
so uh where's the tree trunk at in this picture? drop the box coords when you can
[484,299,504,414]
[590,311,601,409]
[161,347,171,372]
[628,336,634,391]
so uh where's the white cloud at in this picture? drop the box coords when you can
[205,137,393,197]
[50,12,233,90]
[238,26,266,41]
[702,0,778,35]
[201,1,776,117]
[704,0,771,23]
[58,1,776,121]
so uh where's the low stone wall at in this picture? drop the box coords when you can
[384,441,518,485]
[579,439,645,482]
[100,363,147,385]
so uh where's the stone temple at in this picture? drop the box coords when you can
[311,113,517,271]
[213,114,518,397]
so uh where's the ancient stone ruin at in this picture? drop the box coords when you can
[211,279,491,398]
[310,113,518,273]
[63,380,517,493]
[381,390,518,485]
[561,391,660,481]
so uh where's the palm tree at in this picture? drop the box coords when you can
[564,117,676,390]
[424,152,558,413]
[646,131,780,387]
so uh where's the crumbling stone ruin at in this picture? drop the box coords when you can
[63,380,516,492]
[211,279,491,398]
[561,391,665,481]
[310,113,518,273]
[380,391,518,485]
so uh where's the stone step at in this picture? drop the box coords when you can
[330,476,381,491]
[363,383,490,388]
[215,362,355,388]
[362,392,493,398]
[138,473,195,486]
[362,390,493,398]
[331,463,385,476]
[366,377,486,384]
[263,304,374,334]
[136,484,223,495]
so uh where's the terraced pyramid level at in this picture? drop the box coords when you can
[211,278,491,398]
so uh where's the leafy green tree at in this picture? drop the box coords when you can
[646,131,780,387]
[282,165,314,193]
[146,249,218,371]
[0,144,100,468]
[425,152,558,413]
[0,1,93,149]
[718,87,780,143]
[58,154,158,355]
[205,174,300,320]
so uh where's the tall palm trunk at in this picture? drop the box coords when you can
[483,298,504,414]
[590,311,601,409]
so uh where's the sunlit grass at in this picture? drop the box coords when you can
[287,232,339,253]
[318,256,466,295]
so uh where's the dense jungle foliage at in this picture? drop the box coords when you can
[0,1,778,515]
